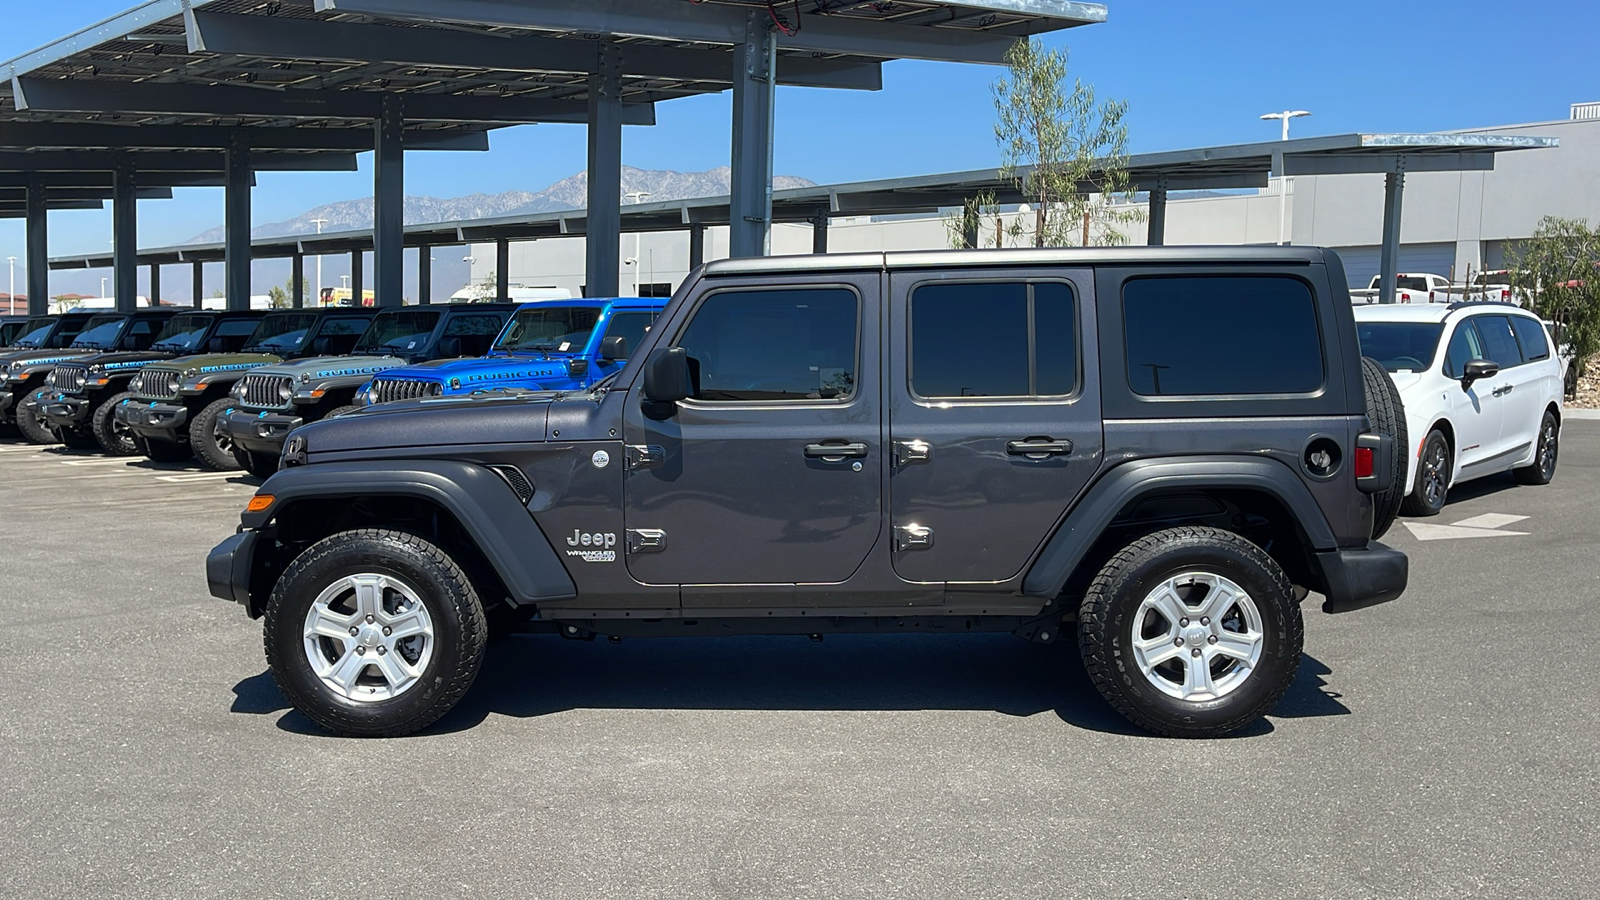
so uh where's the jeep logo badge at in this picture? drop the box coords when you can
[592,450,611,469]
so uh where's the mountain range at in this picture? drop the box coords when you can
[188,166,815,244]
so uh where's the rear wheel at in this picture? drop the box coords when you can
[1078,526,1303,738]
[15,399,58,445]
[233,446,280,479]
[1402,429,1451,517]
[92,392,141,456]
[1513,410,1559,485]
[264,529,488,737]
[1360,357,1408,539]
[189,398,243,471]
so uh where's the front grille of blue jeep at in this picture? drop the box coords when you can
[371,378,443,404]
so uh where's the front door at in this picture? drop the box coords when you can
[1440,318,1503,470]
[622,277,882,587]
[887,272,1103,584]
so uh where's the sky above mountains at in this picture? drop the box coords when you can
[2,0,1597,291]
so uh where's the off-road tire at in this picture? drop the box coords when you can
[1360,357,1407,539]
[189,397,243,471]
[15,400,58,445]
[57,425,101,450]
[135,434,194,464]
[1078,526,1303,739]
[1401,429,1451,517]
[1513,409,1559,486]
[233,446,280,479]
[264,529,488,738]
[92,393,141,456]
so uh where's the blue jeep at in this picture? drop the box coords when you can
[356,297,665,406]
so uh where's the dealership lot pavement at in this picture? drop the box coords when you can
[2,426,1597,900]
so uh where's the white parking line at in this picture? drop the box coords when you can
[155,472,241,483]
[59,458,137,467]
[1404,513,1531,542]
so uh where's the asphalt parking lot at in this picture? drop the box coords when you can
[2,424,1597,900]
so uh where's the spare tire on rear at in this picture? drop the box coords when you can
[1360,356,1408,540]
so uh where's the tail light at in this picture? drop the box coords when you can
[1354,446,1375,479]
[1428,290,1435,303]
[1501,289,1511,301]
[1355,432,1393,493]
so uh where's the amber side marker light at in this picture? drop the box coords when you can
[246,495,275,513]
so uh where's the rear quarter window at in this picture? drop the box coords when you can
[1509,316,1550,362]
[1122,276,1323,396]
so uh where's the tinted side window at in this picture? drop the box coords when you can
[1123,276,1322,396]
[910,281,1077,398]
[123,319,161,351]
[1474,315,1524,369]
[1509,316,1550,361]
[444,315,507,337]
[216,319,262,338]
[676,288,858,402]
[603,312,654,359]
[1442,321,1484,378]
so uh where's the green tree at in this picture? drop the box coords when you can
[267,285,289,308]
[990,39,1139,248]
[1506,216,1600,377]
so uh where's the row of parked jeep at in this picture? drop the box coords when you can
[0,297,666,472]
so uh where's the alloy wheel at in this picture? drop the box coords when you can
[302,573,435,703]
[1130,572,1265,703]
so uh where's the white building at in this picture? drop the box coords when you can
[465,108,1597,297]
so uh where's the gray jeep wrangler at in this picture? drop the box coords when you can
[208,248,1409,739]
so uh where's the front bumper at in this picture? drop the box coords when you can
[224,408,302,455]
[1317,541,1408,614]
[114,399,191,438]
[39,394,91,427]
[207,530,259,609]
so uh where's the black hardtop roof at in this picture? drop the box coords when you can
[702,246,1330,278]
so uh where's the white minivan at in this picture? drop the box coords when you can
[1354,302,1563,516]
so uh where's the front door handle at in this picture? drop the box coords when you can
[1006,438,1074,458]
[1493,384,1515,397]
[804,441,869,461]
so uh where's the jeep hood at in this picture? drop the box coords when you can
[3,348,93,366]
[148,351,283,374]
[245,354,406,379]
[59,350,174,369]
[296,390,555,455]
[379,355,574,387]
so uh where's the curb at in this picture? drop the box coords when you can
[1565,408,1600,420]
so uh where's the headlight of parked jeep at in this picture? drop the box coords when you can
[43,371,55,387]
[231,381,247,400]
[279,380,294,402]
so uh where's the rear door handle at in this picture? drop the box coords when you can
[805,442,869,460]
[1006,439,1074,458]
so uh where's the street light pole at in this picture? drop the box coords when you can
[624,191,651,296]
[311,217,329,305]
[1261,110,1311,245]
[6,257,14,312]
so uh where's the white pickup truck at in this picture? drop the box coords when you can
[1349,273,1451,305]
[1443,270,1528,305]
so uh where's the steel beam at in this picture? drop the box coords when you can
[1147,175,1168,247]
[585,44,624,299]
[26,178,48,316]
[0,172,228,189]
[12,78,655,126]
[148,263,161,305]
[314,0,1022,64]
[292,254,305,308]
[418,247,431,304]
[112,160,138,313]
[187,9,881,91]
[496,239,510,301]
[0,122,489,152]
[373,96,405,308]
[1282,152,1495,177]
[688,224,706,271]
[0,187,172,202]
[224,133,252,312]
[192,261,204,306]
[0,150,357,173]
[1379,170,1405,305]
[350,250,364,305]
[728,12,776,259]
[812,213,829,255]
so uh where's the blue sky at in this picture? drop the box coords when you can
[3,0,1597,292]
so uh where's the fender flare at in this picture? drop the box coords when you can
[247,459,576,604]
[1021,456,1339,598]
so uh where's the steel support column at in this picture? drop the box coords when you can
[291,254,305,308]
[689,224,706,270]
[148,263,161,304]
[1379,168,1405,305]
[496,239,510,300]
[811,213,829,255]
[25,177,48,316]
[192,261,203,306]
[350,250,364,305]
[960,204,979,249]
[224,132,252,311]
[373,95,405,307]
[1147,175,1169,247]
[585,44,624,299]
[729,12,777,259]
[418,247,431,304]
[112,158,138,312]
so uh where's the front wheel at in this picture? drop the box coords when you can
[1513,410,1559,485]
[1077,526,1303,738]
[190,398,243,471]
[93,393,141,455]
[1401,429,1451,517]
[15,399,58,445]
[264,529,488,737]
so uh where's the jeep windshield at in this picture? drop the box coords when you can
[1356,321,1445,373]
[150,314,217,353]
[352,310,442,356]
[11,317,58,349]
[70,314,130,350]
[493,306,603,355]
[242,312,319,355]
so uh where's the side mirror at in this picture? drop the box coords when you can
[642,347,691,404]
[1462,359,1499,389]
[600,335,627,361]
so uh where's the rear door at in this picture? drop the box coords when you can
[886,270,1102,584]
